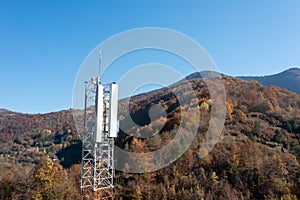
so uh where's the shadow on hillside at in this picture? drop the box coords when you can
[56,141,82,168]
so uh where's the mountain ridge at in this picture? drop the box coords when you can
[238,67,300,94]
[185,68,300,94]
[2,68,299,115]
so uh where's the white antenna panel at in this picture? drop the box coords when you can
[108,83,118,138]
[94,83,104,143]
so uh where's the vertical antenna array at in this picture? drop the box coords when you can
[81,51,118,200]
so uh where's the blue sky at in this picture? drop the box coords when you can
[0,1,300,113]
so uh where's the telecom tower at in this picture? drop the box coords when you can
[80,52,118,200]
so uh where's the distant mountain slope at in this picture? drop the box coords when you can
[238,68,300,94]
[0,109,81,168]
[0,109,12,114]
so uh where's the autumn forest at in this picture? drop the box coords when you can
[1,71,300,199]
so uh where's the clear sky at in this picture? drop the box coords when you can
[0,1,299,113]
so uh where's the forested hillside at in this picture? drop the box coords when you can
[1,75,300,199]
